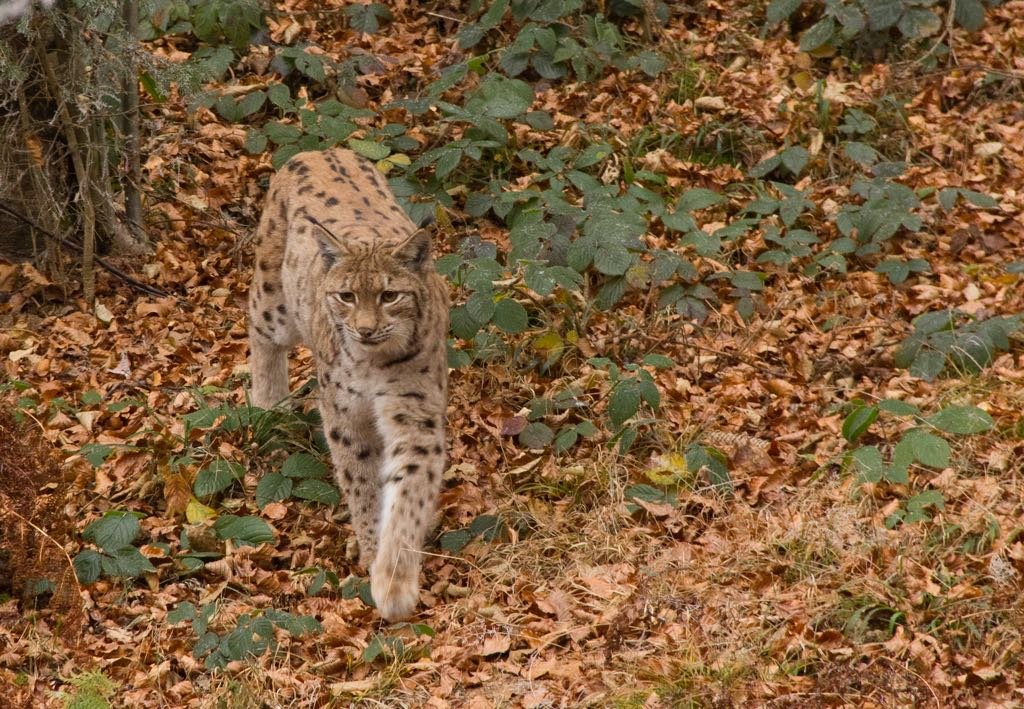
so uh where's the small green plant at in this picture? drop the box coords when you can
[168,601,322,670]
[254,452,341,508]
[363,623,435,664]
[73,511,156,584]
[438,513,508,555]
[894,309,1022,380]
[54,669,118,709]
[767,0,1001,58]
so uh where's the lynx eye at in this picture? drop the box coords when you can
[380,290,401,304]
[334,291,356,305]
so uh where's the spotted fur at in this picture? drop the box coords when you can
[248,148,449,621]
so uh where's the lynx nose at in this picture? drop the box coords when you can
[357,326,375,338]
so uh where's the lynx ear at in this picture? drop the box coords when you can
[307,217,350,268]
[390,229,431,271]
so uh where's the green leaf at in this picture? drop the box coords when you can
[609,381,641,428]
[237,90,266,118]
[959,189,998,209]
[925,406,993,435]
[83,510,141,554]
[861,0,901,30]
[874,259,910,284]
[439,529,473,554]
[255,472,293,509]
[73,549,103,584]
[766,0,802,23]
[492,299,529,333]
[346,1,392,33]
[214,515,275,546]
[902,429,951,468]
[624,483,674,506]
[80,443,114,468]
[909,350,946,381]
[878,399,919,416]
[194,459,245,498]
[466,291,496,325]
[472,75,534,119]
[291,479,341,506]
[264,121,302,145]
[842,404,879,443]
[642,353,674,369]
[102,546,156,578]
[593,245,633,276]
[519,422,554,449]
[850,445,884,483]
[282,452,327,478]
[780,146,809,175]
[844,141,879,166]
[80,389,103,406]
[267,83,292,110]
[555,427,578,453]
[938,187,959,211]
[676,188,724,212]
[913,309,956,335]
[468,514,504,542]
[575,142,613,169]
[347,139,390,161]
[799,17,836,52]
[898,7,942,38]
[167,602,196,625]
[954,0,986,31]
[244,129,268,154]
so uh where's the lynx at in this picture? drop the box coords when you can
[248,148,449,621]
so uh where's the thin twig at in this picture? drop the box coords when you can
[0,201,171,299]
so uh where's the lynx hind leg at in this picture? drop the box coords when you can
[248,193,294,409]
[370,402,446,622]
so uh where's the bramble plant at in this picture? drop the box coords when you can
[167,601,322,670]
[842,398,995,524]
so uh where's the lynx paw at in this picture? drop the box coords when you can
[370,552,420,622]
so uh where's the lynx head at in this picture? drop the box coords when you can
[311,219,431,354]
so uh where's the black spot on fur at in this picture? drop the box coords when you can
[329,429,341,442]
[406,464,419,475]
[427,469,436,483]
[413,445,428,455]
[393,413,408,425]
[422,418,437,430]
[400,391,426,400]
[262,310,272,322]
[433,445,442,455]
[343,468,353,484]
[341,435,352,447]
[326,197,339,207]
[357,448,372,460]
[361,195,370,206]
[258,259,271,271]
[263,282,275,293]
[277,304,286,314]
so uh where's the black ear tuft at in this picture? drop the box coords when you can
[308,216,345,268]
[391,229,431,271]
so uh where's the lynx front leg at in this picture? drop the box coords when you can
[371,398,446,622]
[249,327,291,409]
[320,388,384,567]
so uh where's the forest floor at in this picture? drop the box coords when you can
[2,1,1024,707]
